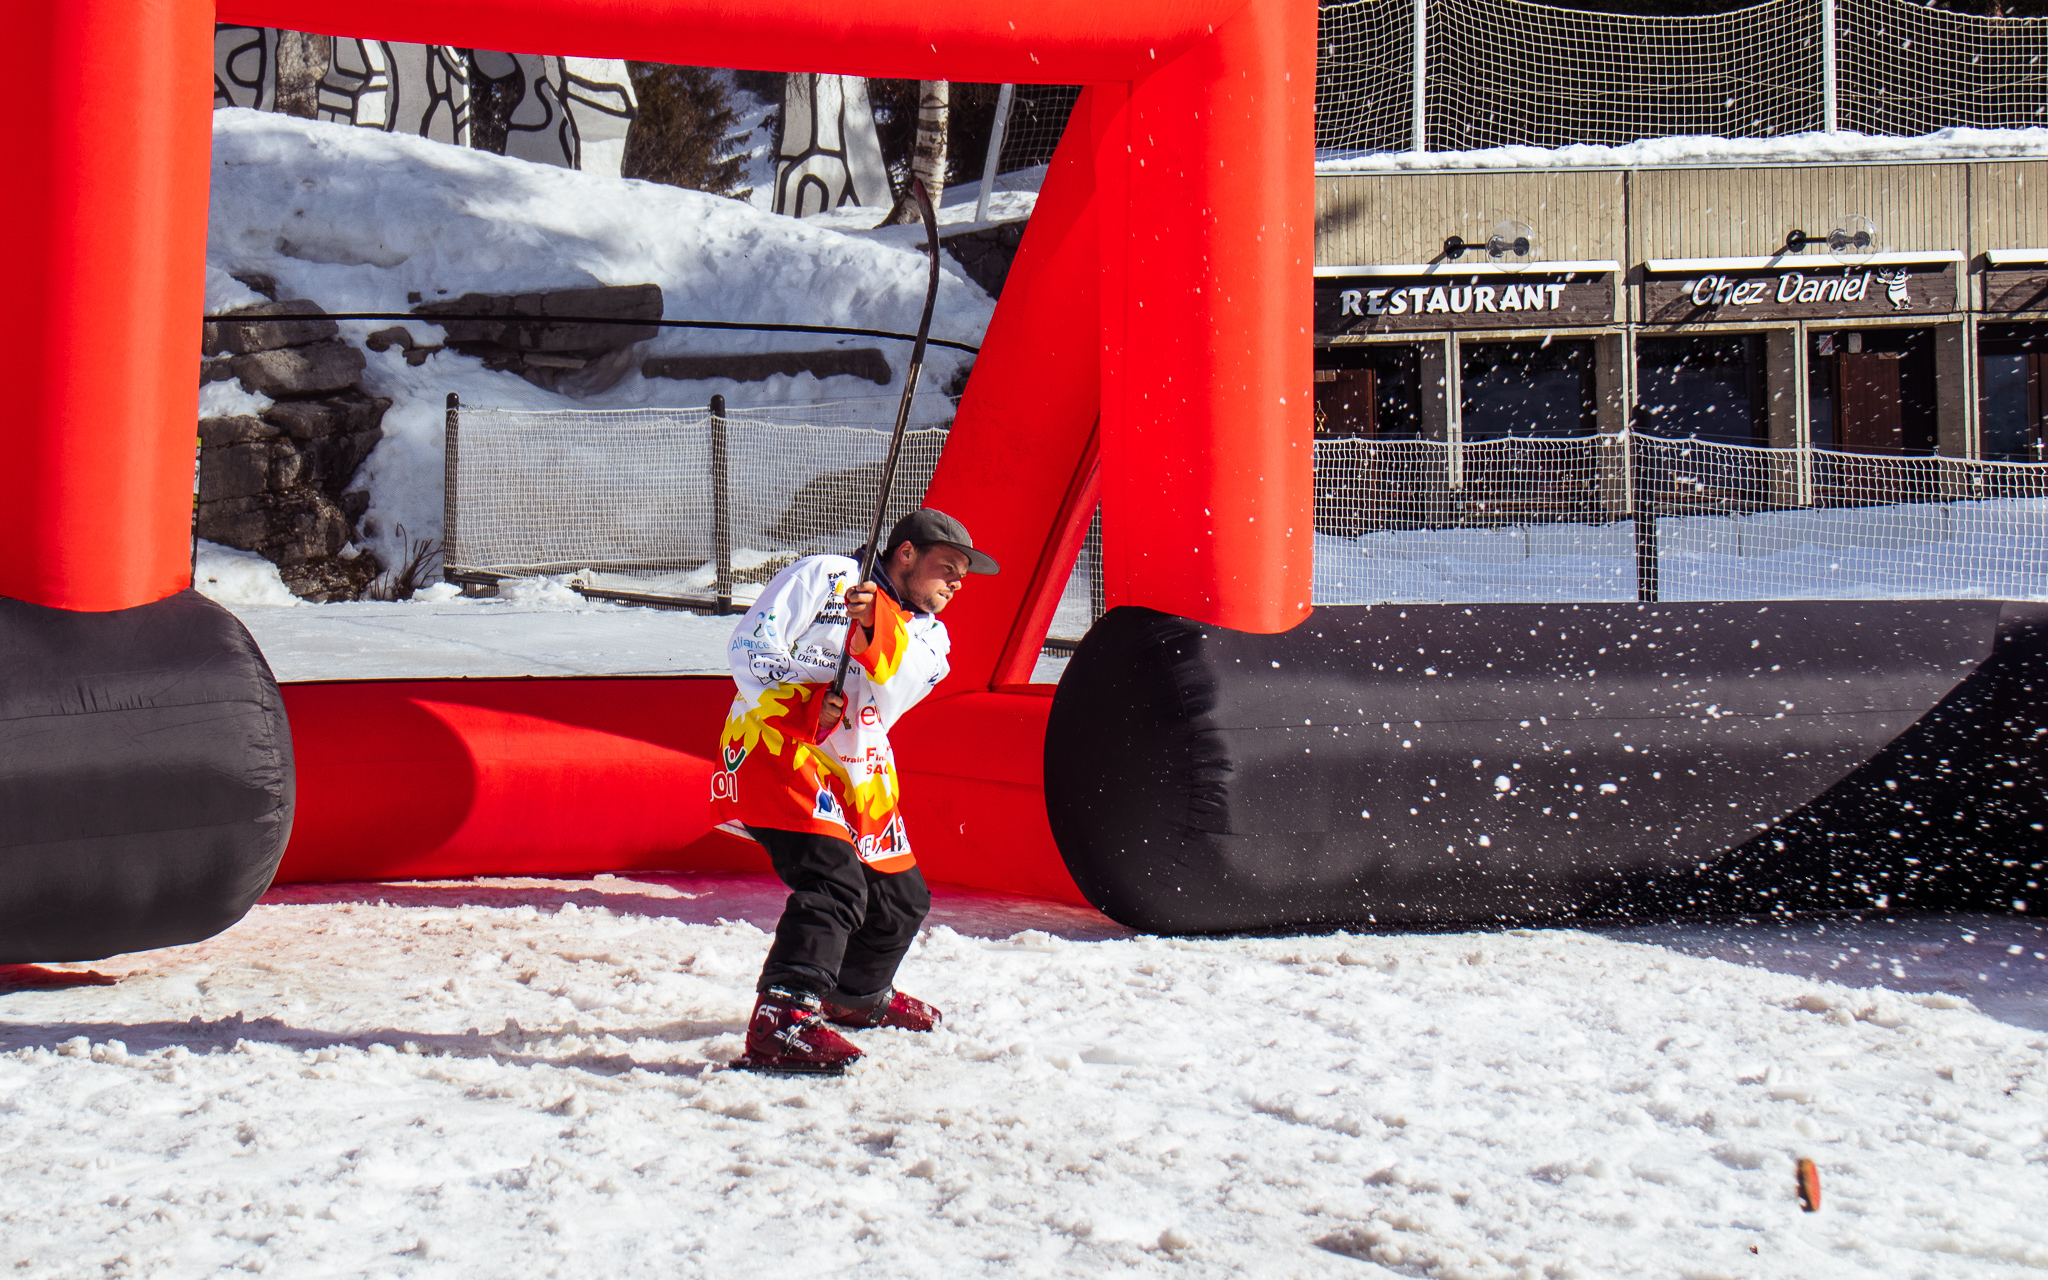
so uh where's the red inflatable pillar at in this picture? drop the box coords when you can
[920,95,1103,689]
[1098,0,1317,634]
[1,0,216,611]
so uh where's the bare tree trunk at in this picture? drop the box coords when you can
[274,31,330,119]
[879,80,948,226]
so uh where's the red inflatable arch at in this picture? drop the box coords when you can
[2,0,1314,903]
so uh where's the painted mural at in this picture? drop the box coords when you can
[212,27,638,176]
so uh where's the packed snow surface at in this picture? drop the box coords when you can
[3,873,2045,1278]
[1314,499,2048,606]
[1318,126,2048,173]
[217,593,737,681]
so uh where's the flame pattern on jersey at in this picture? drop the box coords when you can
[713,554,950,873]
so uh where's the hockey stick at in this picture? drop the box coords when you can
[821,178,942,730]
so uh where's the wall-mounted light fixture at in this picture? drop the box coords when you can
[1442,220,1539,270]
[1783,215,1878,258]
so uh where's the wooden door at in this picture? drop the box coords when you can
[2031,352,2045,459]
[1314,368,1377,439]
[1834,351,1903,453]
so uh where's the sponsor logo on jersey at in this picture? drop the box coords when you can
[855,815,910,863]
[859,704,881,726]
[813,787,848,826]
[722,743,748,772]
[710,770,739,802]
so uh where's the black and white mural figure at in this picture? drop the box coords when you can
[405,44,472,146]
[773,74,889,216]
[459,51,637,173]
[212,28,637,177]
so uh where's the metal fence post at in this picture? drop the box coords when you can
[710,394,733,615]
[1410,0,1428,152]
[1822,0,1838,133]
[1631,432,1659,603]
[442,392,459,582]
[976,83,1016,226]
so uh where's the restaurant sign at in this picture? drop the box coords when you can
[1316,270,1614,335]
[1642,259,1958,324]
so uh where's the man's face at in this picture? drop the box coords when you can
[889,542,972,614]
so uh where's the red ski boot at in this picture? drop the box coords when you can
[821,987,943,1032]
[734,987,863,1076]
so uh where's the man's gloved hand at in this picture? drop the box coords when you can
[843,583,880,655]
[813,582,882,742]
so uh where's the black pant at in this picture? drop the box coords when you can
[748,826,931,1003]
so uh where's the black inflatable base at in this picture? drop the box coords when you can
[1046,601,2048,934]
[0,590,294,963]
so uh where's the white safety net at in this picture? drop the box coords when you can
[1318,0,1824,153]
[1314,0,2048,155]
[446,396,954,602]
[993,84,1083,174]
[1315,0,1416,155]
[451,403,2048,618]
[1044,506,1103,650]
[1312,435,2048,605]
[1840,0,2048,135]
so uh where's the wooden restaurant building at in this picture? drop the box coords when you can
[1312,160,2048,464]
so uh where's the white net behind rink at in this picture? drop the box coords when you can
[1313,435,2048,606]
[1841,0,2048,135]
[446,397,954,595]
[450,403,2048,612]
[1313,0,2048,155]
[1316,0,1824,153]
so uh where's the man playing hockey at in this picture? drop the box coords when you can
[712,508,999,1075]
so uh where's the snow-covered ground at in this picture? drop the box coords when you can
[1313,498,2048,606]
[801,176,1041,241]
[3,873,2044,1278]
[1318,126,2048,173]
[222,597,1069,684]
[226,596,735,682]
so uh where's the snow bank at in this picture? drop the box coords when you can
[206,109,996,580]
[2,875,2044,1277]
[1318,126,2048,173]
[193,539,300,609]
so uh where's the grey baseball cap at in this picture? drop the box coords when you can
[887,508,1000,575]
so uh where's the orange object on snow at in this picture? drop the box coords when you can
[1796,1157,1821,1212]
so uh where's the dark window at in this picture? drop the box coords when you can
[1635,335,1768,447]
[1807,329,1937,454]
[1314,344,1423,440]
[1979,324,2048,463]
[1459,340,1596,440]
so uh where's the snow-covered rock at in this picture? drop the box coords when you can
[192,538,300,609]
[207,108,996,583]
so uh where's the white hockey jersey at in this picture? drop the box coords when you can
[711,554,950,870]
